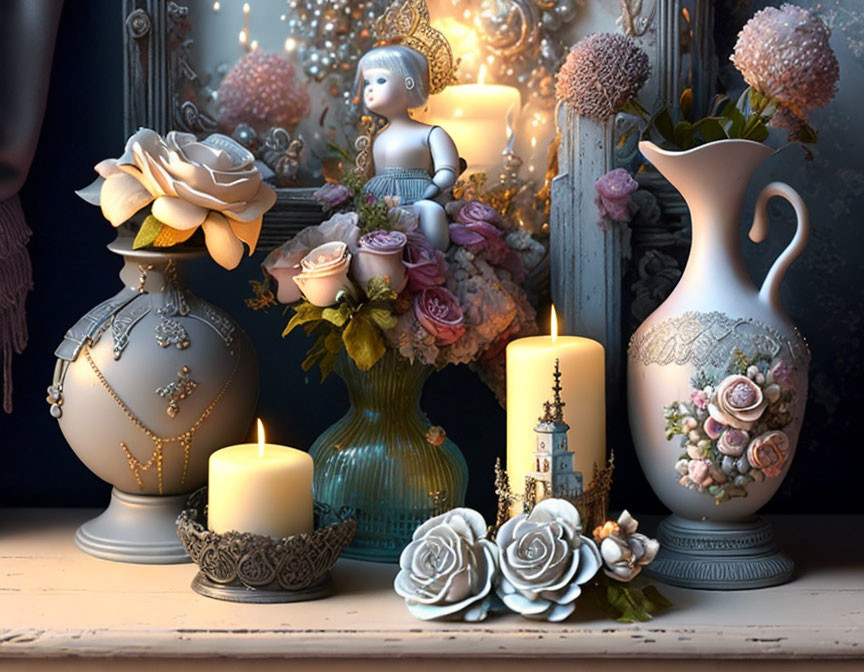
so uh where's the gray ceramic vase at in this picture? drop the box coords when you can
[50,237,259,563]
[628,140,810,589]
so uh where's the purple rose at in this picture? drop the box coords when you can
[353,230,408,293]
[456,201,504,227]
[449,220,508,264]
[594,168,638,228]
[717,428,750,457]
[414,287,466,346]
[313,182,352,211]
[403,232,447,292]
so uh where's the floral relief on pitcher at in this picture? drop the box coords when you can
[630,310,809,505]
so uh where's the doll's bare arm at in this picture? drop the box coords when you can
[422,126,459,199]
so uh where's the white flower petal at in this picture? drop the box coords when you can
[571,537,602,585]
[545,602,576,622]
[94,159,122,178]
[151,196,208,231]
[221,182,278,222]
[202,211,244,270]
[500,591,549,615]
[100,173,154,227]
[76,177,104,206]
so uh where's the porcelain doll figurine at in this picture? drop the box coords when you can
[355,0,460,251]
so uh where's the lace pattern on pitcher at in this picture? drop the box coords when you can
[628,311,810,370]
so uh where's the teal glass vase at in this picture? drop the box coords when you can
[309,350,468,563]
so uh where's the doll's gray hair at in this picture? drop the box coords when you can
[356,45,430,109]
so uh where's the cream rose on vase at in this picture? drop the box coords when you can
[393,508,498,622]
[78,128,276,269]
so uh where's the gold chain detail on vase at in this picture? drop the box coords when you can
[83,345,240,494]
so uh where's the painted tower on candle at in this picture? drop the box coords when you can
[529,360,583,501]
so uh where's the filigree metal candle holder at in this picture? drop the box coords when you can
[493,454,615,538]
[176,488,356,603]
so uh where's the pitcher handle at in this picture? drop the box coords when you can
[749,182,810,313]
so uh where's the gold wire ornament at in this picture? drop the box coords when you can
[83,345,239,495]
[374,0,458,95]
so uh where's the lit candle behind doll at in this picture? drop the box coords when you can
[355,43,459,251]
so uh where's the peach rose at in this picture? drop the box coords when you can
[78,129,276,270]
[292,242,356,307]
[708,374,767,430]
[747,431,791,478]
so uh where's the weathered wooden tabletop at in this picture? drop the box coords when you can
[0,510,862,671]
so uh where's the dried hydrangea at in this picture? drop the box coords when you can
[731,3,838,138]
[218,52,312,134]
[555,33,650,123]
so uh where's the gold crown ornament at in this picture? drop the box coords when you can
[374,0,458,95]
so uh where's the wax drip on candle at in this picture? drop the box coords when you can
[551,305,558,344]
[257,418,265,458]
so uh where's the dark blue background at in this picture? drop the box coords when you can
[1,1,860,518]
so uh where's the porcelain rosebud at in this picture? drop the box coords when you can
[495,499,601,622]
[394,508,499,622]
[594,510,659,582]
[293,242,356,307]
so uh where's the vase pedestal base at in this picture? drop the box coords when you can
[644,514,794,590]
[74,488,191,564]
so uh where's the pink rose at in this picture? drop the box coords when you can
[403,232,447,292]
[263,212,360,303]
[687,460,713,488]
[769,360,793,388]
[708,374,767,430]
[747,431,791,478]
[690,388,710,409]
[414,287,466,346]
[595,168,638,228]
[456,201,504,227]
[703,416,724,440]
[293,242,356,307]
[313,182,352,211]
[449,220,509,263]
[717,429,749,457]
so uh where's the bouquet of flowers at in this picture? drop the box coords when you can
[253,172,541,399]
[664,349,797,504]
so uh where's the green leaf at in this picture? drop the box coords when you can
[673,121,694,150]
[322,306,349,327]
[132,215,165,250]
[691,117,728,143]
[722,101,746,138]
[606,580,673,623]
[679,88,693,121]
[324,329,344,354]
[342,315,386,371]
[365,275,397,302]
[363,305,398,331]
[282,302,324,337]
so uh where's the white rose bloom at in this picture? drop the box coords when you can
[78,128,276,270]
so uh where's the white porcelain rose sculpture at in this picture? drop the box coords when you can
[393,508,498,622]
[395,502,661,623]
[495,499,601,622]
[78,128,276,269]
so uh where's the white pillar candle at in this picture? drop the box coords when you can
[415,67,520,176]
[208,420,313,538]
[506,307,605,501]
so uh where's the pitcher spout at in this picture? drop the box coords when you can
[639,140,774,215]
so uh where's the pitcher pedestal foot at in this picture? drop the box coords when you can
[644,515,794,590]
[74,488,191,564]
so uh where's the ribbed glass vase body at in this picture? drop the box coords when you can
[309,351,468,563]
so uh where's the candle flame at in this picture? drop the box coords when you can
[239,28,247,44]
[257,418,265,458]
[478,65,486,86]
[551,305,558,343]
[242,2,250,14]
